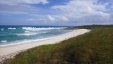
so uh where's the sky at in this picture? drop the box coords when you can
[0,0,113,26]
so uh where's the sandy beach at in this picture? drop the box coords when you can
[0,29,90,62]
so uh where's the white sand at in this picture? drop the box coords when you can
[0,29,90,61]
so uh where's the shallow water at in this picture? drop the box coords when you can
[0,26,71,47]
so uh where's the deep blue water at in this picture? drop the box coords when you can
[0,25,71,47]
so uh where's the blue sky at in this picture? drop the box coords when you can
[0,0,113,26]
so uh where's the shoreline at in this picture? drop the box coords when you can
[0,28,68,48]
[0,29,90,62]
[0,34,70,48]
[0,30,72,48]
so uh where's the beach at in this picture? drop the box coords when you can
[0,29,90,62]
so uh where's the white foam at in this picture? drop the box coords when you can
[17,32,37,36]
[22,27,63,31]
[25,31,30,33]
[0,37,55,47]
[1,40,7,43]
[1,28,4,31]
[8,28,16,30]
[17,29,48,36]
[17,31,48,36]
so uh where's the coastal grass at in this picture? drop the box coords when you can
[3,27,113,64]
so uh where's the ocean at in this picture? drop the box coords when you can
[0,25,71,47]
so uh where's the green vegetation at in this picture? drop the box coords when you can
[67,25,113,29]
[3,26,113,64]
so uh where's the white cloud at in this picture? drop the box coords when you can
[27,18,36,21]
[47,15,69,22]
[48,15,56,21]
[0,0,48,4]
[52,0,112,24]
[111,4,113,8]
[0,4,40,15]
[61,16,69,21]
[0,0,113,25]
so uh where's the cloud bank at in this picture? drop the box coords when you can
[0,0,113,26]
[51,0,113,25]
[0,0,48,4]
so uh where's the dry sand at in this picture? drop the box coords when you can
[0,29,90,62]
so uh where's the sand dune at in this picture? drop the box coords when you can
[0,29,90,62]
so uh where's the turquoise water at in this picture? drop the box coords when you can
[0,26,71,47]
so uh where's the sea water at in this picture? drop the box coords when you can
[0,25,71,47]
